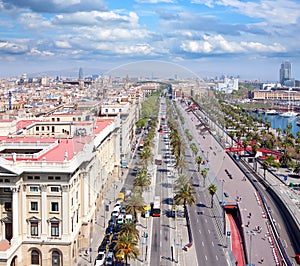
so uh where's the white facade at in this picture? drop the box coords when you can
[0,116,120,266]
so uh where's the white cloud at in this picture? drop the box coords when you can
[218,0,300,25]
[55,41,72,49]
[29,48,54,56]
[53,10,140,27]
[180,34,286,54]
[18,13,52,29]
[0,41,28,54]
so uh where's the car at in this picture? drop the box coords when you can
[111,233,119,242]
[94,251,105,266]
[296,254,300,264]
[105,225,114,235]
[102,234,111,245]
[111,210,119,217]
[117,214,124,224]
[109,216,117,226]
[108,241,117,252]
[97,242,107,253]
[133,166,139,171]
[224,192,229,197]
[114,224,121,233]
[105,251,115,266]
[120,206,126,214]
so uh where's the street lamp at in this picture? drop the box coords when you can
[247,230,256,266]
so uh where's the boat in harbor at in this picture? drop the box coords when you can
[280,110,298,118]
[265,109,278,115]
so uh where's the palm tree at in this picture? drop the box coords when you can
[174,183,196,212]
[208,184,217,208]
[140,147,152,166]
[126,192,145,223]
[120,220,139,241]
[293,163,300,176]
[175,155,186,174]
[133,168,151,192]
[174,174,189,190]
[201,168,208,187]
[196,155,202,172]
[115,232,139,265]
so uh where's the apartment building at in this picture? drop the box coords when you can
[0,114,120,266]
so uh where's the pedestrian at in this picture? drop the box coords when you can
[261,257,264,263]
[249,212,252,218]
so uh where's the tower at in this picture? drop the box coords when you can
[78,67,83,80]
[279,61,291,85]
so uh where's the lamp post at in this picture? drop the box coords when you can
[247,230,256,266]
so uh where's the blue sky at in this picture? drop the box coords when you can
[0,0,299,81]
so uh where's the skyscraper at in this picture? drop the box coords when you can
[279,61,291,85]
[78,67,83,80]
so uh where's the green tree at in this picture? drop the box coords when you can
[208,184,217,208]
[119,220,139,241]
[115,232,139,265]
[133,168,151,192]
[174,183,196,209]
[140,147,152,166]
[126,192,145,223]
[174,174,189,190]
[201,168,208,187]
[196,155,202,172]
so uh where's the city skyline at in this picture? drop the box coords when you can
[0,0,300,81]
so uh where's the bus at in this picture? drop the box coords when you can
[138,141,144,151]
[155,154,162,165]
[152,196,161,217]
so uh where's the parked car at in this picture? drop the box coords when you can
[105,251,115,266]
[94,251,105,266]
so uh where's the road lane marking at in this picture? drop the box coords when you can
[216,255,219,261]
[205,255,208,261]
[212,241,214,247]
[208,229,210,234]
[202,241,204,247]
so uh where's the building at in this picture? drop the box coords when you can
[0,114,120,265]
[279,61,292,85]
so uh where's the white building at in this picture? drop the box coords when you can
[0,115,120,266]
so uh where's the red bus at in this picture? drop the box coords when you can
[152,196,161,217]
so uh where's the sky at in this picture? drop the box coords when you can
[0,0,300,81]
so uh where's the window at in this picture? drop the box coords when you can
[3,188,10,192]
[30,222,38,236]
[48,176,54,180]
[28,176,33,180]
[119,108,122,112]
[105,109,108,112]
[50,186,59,192]
[34,176,40,180]
[31,202,38,211]
[51,223,59,237]
[55,176,61,180]
[51,202,59,212]
[30,186,39,192]
[36,126,39,131]
[52,250,61,265]
[4,202,12,211]
[31,250,40,265]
